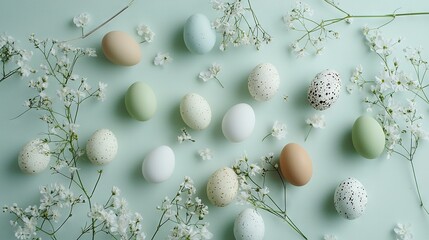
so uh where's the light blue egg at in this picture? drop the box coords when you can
[183,13,216,54]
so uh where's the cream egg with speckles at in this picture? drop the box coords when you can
[86,129,118,165]
[234,208,265,240]
[180,93,211,130]
[334,177,368,220]
[206,167,238,207]
[248,63,280,101]
[18,139,50,174]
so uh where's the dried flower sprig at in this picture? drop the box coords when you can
[0,34,34,83]
[199,63,224,88]
[151,176,212,240]
[284,0,429,56]
[350,29,429,214]
[177,128,195,143]
[210,0,272,51]
[305,114,326,141]
[232,153,307,240]
[262,121,287,141]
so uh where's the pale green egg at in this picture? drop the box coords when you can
[352,115,385,159]
[125,82,157,121]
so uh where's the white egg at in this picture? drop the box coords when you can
[206,167,238,207]
[86,129,118,165]
[142,145,175,183]
[222,103,255,142]
[334,177,368,220]
[234,208,265,240]
[180,93,212,130]
[18,139,50,174]
[248,63,280,101]
[307,69,341,111]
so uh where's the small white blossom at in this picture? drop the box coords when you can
[306,114,326,129]
[198,148,212,160]
[394,223,413,240]
[73,13,90,28]
[198,63,223,87]
[177,128,195,143]
[262,120,287,141]
[324,234,338,240]
[136,24,155,43]
[154,52,173,66]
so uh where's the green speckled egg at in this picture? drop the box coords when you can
[125,82,157,121]
[352,115,385,159]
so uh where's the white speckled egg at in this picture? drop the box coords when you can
[307,69,341,111]
[180,93,212,130]
[142,145,175,183]
[234,208,265,240]
[183,13,216,54]
[206,167,238,207]
[248,63,280,101]
[334,177,368,220]
[18,139,50,174]
[222,103,255,142]
[86,129,118,165]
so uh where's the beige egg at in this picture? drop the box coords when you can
[206,167,238,207]
[279,143,312,186]
[102,31,141,66]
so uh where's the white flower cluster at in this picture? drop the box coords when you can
[305,114,326,141]
[262,121,287,141]
[394,223,413,240]
[0,34,34,82]
[136,24,155,43]
[177,128,195,143]
[153,176,212,240]
[153,52,172,66]
[324,234,338,240]
[350,29,429,159]
[88,186,146,240]
[210,0,271,51]
[3,184,83,240]
[198,148,213,160]
[198,63,223,88]
[73,13,90,28]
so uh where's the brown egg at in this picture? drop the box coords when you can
[101,31,141,66]
[279,143,312,186]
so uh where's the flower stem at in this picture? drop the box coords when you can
[304,126,313,142]
[410,160,429,215]
[214,76,224,88]
[262,132,272,142]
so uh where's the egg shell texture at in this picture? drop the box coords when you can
[279,143,312,186]
[307,69,341,111]
[125,82,157,121]
[101,31,141,66]
[352,115,386,159]
[222,103,255,143]
[86,129,118,165]
[248,63,280,101]
[206,167,238,207]
[18,139,50,174]
[234,208,265,240]
[142,145,175,183]
[180,93,211,130]
[183,13,216,54]
[334,177,368,220]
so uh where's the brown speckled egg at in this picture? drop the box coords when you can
[206,167,238,207]
[279,143,312,186]
[307,69,341,111]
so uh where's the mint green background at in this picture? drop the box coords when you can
[1,0,429,239]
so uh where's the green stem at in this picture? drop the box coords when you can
[213,76,224,88]
[410,160,429,215]
[262,132,272,142]
[304,126,313,142]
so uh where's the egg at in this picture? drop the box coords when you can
[206,167,238,207]
[234,208,265,240]
[352,115,385,159]
[307,69,341,111]
[248,63,280,101]
[125,82,157,121]
[86,129,118,165]
[222,103,255,142]
[18,139,50,174]
[279,143,312,186]
[180,93,211,130]
[183,13,216,54]
[101,31,141,66]
[334,177,368,220]
[142,145,175,183]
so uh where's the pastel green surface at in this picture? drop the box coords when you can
[125,81,157,121]
[1,0,429,240]
[352,115,386,159]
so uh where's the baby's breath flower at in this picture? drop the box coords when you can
[394,223,413,240]
[305,114,326,141]
[262,121,287,141]
[136,24,155,43]
[324,234,338,240]
[154,52,173,66]
[198,148,212,160]
[198,63,224,88]
[177,128,195,143]
[73,13,90,28]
